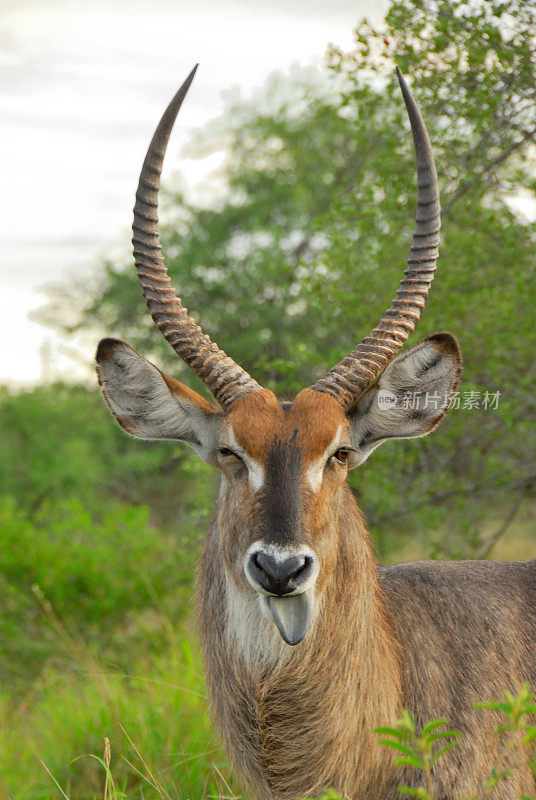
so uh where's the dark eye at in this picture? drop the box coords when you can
[218,446,239,459]
[218,446,246,475]
[332,448,350,466]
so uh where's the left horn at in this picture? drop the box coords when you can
[311,68,441,409]
[132,65,263,408]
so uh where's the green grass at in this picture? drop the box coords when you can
[0,610,231,800]
[1,495,534,799]
[0,493,234,800]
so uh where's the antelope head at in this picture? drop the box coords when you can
[97,66,461,647]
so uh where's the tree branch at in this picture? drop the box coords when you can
[476,481,532,559]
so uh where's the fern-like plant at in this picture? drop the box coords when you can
[375,711,462,799]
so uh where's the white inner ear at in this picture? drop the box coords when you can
[349,339,458,466]
[98,344,221,464]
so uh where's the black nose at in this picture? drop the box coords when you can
[248,551,313,596]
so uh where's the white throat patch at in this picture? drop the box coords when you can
[224,574,291,671]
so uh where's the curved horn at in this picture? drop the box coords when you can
[311,68,441,409]
[132,65,263,408]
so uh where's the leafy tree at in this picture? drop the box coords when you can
[0,384,215,523]
[42,0,535,558]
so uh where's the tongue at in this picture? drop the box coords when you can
[267,591,312,645]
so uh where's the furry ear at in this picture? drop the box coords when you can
[96,338,223,465]
[348,332,461,466]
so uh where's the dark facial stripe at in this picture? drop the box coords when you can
[260,438,303,545]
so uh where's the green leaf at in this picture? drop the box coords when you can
[394,756,424,769]
[375,726,412,741]
[421,718,448,737]
[378,740,417,757]
[428,730,463,743]
[430,741,462,765]
[398,788,432,800]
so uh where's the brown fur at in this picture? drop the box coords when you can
[162,373,215,412]
[197,483,401,800]
[228,389,347,464]
[195,390,536,800]
[96,337,535,798]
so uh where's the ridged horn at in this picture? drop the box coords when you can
[132,65,263,408]
[311,67,441,409]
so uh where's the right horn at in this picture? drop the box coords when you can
[132,65,263,408]
[311,67,440,410]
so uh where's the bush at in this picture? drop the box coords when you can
[0,496,199,680]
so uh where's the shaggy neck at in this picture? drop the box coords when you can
[197,483,401,800]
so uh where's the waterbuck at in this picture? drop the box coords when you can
[96,66,536,799]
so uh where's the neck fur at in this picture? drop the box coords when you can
[197,484,401,800]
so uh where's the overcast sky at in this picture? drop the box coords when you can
[0,0,386,384]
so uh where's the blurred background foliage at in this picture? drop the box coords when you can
[1,0,535,796]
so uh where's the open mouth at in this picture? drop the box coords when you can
[262,588,313,646]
